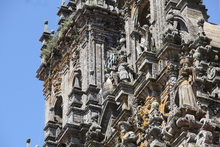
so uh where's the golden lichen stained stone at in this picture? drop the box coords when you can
[37,1,220,147]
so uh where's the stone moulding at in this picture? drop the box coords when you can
[37,1,220,147]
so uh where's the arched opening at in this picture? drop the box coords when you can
[133,0,150,27]
[175,18,190,44]
[177,19,188,32]
[138,3,150,27]
[72,69,81,89]
[54,97,63,124]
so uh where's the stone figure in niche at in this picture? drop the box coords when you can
[118,64,130,82]
[110,64,119,86]
[53,78,61,95]
[54,97,63,124]
[164,11,178,36]
[137,24,151,55]
[72,50,80,69]
[149,25,156,51]
[118,33,126,51]
[193,48,202,68]
[145,101,165,146]
[118,64,135,83]
[175,55,198,108]
[142,24,151,51]
[117,52,135,83]
[118,121,137,147]
[209,104,220,122]
[148,101,164,126]
[134,106,145,128]
[72,69,81,89]
[49,107,55,122]
[137,36,146,56]
[168,64,178,89]
[163,11,182,44]
[86,114,104,142]
[118,53,129,82]
[103,73,115,98]
[197,18,206,37]
[195,130,213,146]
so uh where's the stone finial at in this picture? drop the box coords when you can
[44,20,48,32]
[44,20,49,33]
[51,30,55,35]
[26,138,31,147]
[61,0,66,6]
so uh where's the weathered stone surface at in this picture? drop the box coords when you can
[204,22,220,48]
[37,0,220,147]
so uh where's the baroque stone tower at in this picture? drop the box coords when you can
[37,0,220,147]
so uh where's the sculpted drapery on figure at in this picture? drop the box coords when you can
[175,54,198,108]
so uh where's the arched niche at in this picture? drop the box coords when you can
[172,14,189,33]
[171,10,197,39]
[54,96,63,124]
[133,0,150,27]
[177,19,188,32]
[173,14,194,44]
[71,69,82,89]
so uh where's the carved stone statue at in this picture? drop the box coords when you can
[175,56,198,108]
[195,130,213,146]
[72,69,81,89]
[118,33,126,52]
[118,53,130,82]
[164,11,177,36]
[118,121,137,147]
[110,64,119,86]
[118,63,130,82]
[86,114,104,142]
[197,18,206,37]
[163,11,181,44]
[142,24,151,51]
[145,101,165,146]
[103,73,115,98]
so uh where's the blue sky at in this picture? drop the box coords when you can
[0,0,219,147]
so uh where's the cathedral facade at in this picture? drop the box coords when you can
[37,0,220,147]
